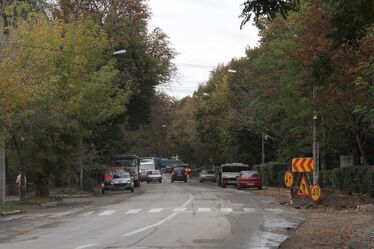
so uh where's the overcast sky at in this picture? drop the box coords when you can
[148,0,259,99]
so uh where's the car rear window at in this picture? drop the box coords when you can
[173,167,184,172]
[242,172,259,177]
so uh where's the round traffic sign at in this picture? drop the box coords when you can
[311,184,321,202]
[284,171,293,188]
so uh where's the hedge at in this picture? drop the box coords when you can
[320,166,374,197]
[253,162,288,187]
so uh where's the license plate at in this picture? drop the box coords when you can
[246,182,254,186]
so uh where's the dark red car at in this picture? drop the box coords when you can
[236,171,262,190]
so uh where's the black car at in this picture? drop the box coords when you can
[171,167,187,183]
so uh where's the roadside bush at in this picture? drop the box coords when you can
[253,162,288,187]
[320,166,374,197]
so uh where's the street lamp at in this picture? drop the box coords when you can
[113,49,126,55]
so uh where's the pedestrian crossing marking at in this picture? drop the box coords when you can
[148,208,163,213]
[98,210,116,216]
[243,208,256,213]
[10,206,290,220]
[172,208,187,212]
[265,208,283,213]
[126,209,142,214]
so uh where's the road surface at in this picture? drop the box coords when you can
[0,175,303,249]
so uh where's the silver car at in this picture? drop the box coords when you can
[147,170,162,183]
[199,170,216,183]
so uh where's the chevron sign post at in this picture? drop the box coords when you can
[292,158,315,173]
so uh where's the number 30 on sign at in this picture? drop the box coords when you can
[311,184,321,202]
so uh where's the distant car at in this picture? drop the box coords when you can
[147,170,162,183]
[199,170,216,183]
[171,167,187,183]
[140,169,148,182]
[101,168,134,193]
[164,165,172,173]
[236,171,262,190]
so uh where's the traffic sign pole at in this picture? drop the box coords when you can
[312,86,319,185]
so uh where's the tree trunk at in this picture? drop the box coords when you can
[35,171,49,196]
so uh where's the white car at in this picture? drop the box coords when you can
[147,170,162,183]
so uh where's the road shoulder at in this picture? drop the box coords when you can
[249,187,374,249]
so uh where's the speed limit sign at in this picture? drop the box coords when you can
[311,184,321,202]
[284,171,293,188]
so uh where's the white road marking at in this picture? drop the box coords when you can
[220,208,233,212]
[243,208,257,213]
[125,209,142,214]
[98,210,116,216]
[265,208,283,213]
[74,243,97,249]
[81,211,95,217]
[148,208,163,213]
[122,194,193,237]
[172,208,187,212]
[198,208,211,212]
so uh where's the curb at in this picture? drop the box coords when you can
[40,200,64,207]
[54,194,92,198]
[0,209,26,216]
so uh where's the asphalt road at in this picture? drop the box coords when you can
[0,175,304,249]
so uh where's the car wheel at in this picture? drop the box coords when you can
[147,181,149,184]
[159,180,162,183]
[184,179,187,183]
[171,180,174,183]
[200,180,203,183]
[258,185,262,190]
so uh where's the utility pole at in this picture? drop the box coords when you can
[312,86,319,184]
[0,140,5,205]
[261,132,265,164]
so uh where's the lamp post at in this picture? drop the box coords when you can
[0,139,5,205]
[113,49,126,55]
[261,132,266,164]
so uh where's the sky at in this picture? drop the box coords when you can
[148,0,259,99]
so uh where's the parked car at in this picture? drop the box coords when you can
[171,167,187,183]
[236,171,262,190]
[199,170,216,183]
[101,167,134,193]
[217,163,250,188]
[147,170,162,183]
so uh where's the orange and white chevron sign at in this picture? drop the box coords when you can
[292,158,315,172]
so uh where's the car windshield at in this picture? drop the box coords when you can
[113,158,136,167]
[222,166,249,172]
[149,170,160,175]
[173,167,184,172]
[140,163,154,171]
[106,169,130,178]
